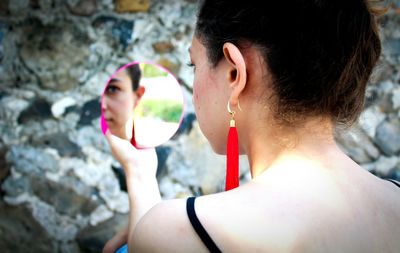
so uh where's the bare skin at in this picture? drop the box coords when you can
[104,36,400,253]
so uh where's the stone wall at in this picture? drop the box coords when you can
[0,1,399,252]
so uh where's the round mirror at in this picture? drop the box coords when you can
[100,62,184,148]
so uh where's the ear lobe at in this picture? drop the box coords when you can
[136,86,145,99]
[222,42,247,106]
[133,86,145,108]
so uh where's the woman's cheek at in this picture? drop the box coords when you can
[193,80,201,110]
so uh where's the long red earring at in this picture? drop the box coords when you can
[225,101,240,191]
[130,121,137,148]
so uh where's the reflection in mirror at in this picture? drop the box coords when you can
[100,62,184,148]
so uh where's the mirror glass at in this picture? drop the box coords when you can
[100,62,184,148]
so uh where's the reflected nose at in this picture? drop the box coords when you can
[101,97,107,112]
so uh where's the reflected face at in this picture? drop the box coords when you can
[101,69,143,139]
[189,36,230,154]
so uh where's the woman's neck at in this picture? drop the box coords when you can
[241,117,343,179]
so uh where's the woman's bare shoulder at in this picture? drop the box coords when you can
[130,188,295,253]
[131,198,209,253]
[131,175,400,253]
[195,175,400,252]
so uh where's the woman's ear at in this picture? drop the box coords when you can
[136,86,145,99]
[222,42,247,107]
[134,86,146,107]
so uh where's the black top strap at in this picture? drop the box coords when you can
[386,179,400,188]
[186,197,222,253]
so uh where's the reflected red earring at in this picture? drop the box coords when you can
[226,101,240,191]
[130,121,137,148]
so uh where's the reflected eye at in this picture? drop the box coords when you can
[186,61,196,72]
[106,84,119,94]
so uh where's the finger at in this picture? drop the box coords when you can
[106,129,127,144]
[105,128,114,143]
[102,230,128,253]
[105,129,121,148]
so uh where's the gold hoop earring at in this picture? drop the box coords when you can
[227,100,243,118]
[227,101,235,115]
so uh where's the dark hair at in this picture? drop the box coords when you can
[124,63,142,91]
[195,0,383,126]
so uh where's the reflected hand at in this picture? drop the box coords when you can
[102,227,128,253]
[105,129,158,178]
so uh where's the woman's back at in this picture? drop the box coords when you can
[195,155,400,253]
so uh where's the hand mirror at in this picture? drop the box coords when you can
[100,62,184,148]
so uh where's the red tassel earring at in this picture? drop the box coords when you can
[130,121,137,148]
[225,101,241,191]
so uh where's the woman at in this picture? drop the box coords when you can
[102,63,145,145]
[103,1,400,252]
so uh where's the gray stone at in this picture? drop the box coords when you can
[361,163,376,173]
[19,19,92,91]
[71,159,108,187]
[77,97,102,127]
[60,241,81,253]
[91,15,134,49]
[67,0,97,16]
[1,173,31,198]
[0,148,10,183]
[375,156,398,177]
[77,213,129,253]
[33,0,54,12]
[378,80,395,94]
[166,121,225,194]
[159,175,192,199]
[98,176,129,213]
[30,200,80,241]
[111,165,127,191]
[51,96,77,118]
[375,119,400,156]
[31,132,83,157]
[392,0,400,8]
[335,126,380,163]
[155,145,172,178]
[166,121,250,195]
[3,192,31,205]
[0,1,8,14]
[385,38,400,57]
[5,145,59,174]
[90,204,114,226]
[358,105,386,138]
[15,119,59,144]
[112,19,135,49]
[0,96,29,123]
[8,0,29,15]
[172,112,196,137]
[17,99,52,124]
[80,71,110,97]
[72,126,109,153]
[240,171,252,186]
[0,200,57,253]
[387,168,400,182]
[392,86,400,110]
[30,174,99,217]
